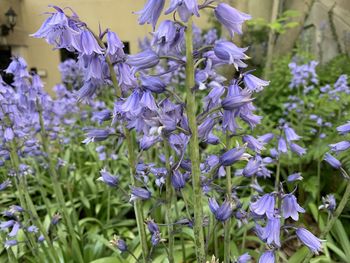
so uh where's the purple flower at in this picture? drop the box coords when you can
[282,194,305,220]
[140,90,158,111]
[259,251,275,263]
[278,137,288,153]
[290,143,306,156]
[152,20,181,52]
[73,30,104,55]
[284,125,301,141]
[146,218,160,233]
[0,179,11,191]
[8,222,20,237]
[110,235,128,252]
[237,252,251,263]
[262,216,281,247]
[337,122,350,135]
[219,147,246,166]
[208,198,233,222]
[171,170,187,190]
[319,194,336,213]
[250,193,275,218]
[130,187,151,202]
[329,141,350,153]
[214,3,251,38]
[4,127,14,142]
[324,153,341,169]
[140,75,166,94]
[296,228,322,254]
[221,93,253,110]
[287,173,303,182]
[82,128,112,144]
[51,213,62,225]
[136,0,165,29]
[27,225,39,233]
[165,0,200,22]
[4,239,17,249]
[98,168,119,187]
[126,50,159,71]
[243,135,264,153]
[139,136,161,150]
[214,41,248,68]
[31,8,79,50]
[258,133,274,143]
[243,73,269,92]
[106,30,125,57]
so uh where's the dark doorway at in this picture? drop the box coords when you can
[0,46,13,84]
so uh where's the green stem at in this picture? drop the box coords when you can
[92,28,149,261]
[175,198,186,262]
[224,133,232,263]
[9,141,59,262]
[125,129,149,262]
[37,103,84,263]
[184,17,206,263]
[164,142,175,263]
[303,176,350,263]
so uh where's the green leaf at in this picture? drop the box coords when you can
[288,247,308,263]
[89,257,124,263]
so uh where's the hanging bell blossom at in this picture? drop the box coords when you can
[152,20,177,52]
[214,3,251,38]
[282,194,305,221]
[98,168,119,187]
[0,179,11,191]
[284,125,301,141]
[106,30,125,58]
[4,240,18,249]
[214,41,249,68]
[219,147,246,166]
[324,153,342,169]
[278,137,288,153]
[221,93,253,110]
[140,75,166,94]
[290,143,306,156]
[262,216,281,247]
[337,121,350,135]
[136,0,165,29]
[243,73,270,92]
[208,198,234,222]
[126,50,159,71]
[259,251,275,263]
[27,225,39,233]
[140,90,158,111]
[130,187,152,202]
[73,30,104,55]
[258,133,274,143]
[31,8,79,50]
[296,228,323,254]
[329,141,350,153]
[110,235,128,252]
[4,127,15,142]
[237,253,251,263]
[243,135,265,153]
[287,172,303,182]
[146,218,160,234]
[319,194,336,213]
[82,128,112,144]
[171,170,187,190]
[250,193,275,218]
[165,0,200,22]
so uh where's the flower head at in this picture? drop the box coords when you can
[214,3,251,38]
[296,228,323,254]
[136,0,165,29]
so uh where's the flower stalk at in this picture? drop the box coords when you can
[302,173,350,263]
[164,142,175,263]
[37,102,84,263]
[185,17,206,263]
[224,133,232,263]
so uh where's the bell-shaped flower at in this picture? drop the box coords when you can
[214,3,251,38]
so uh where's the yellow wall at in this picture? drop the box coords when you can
[2,0,211,90]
